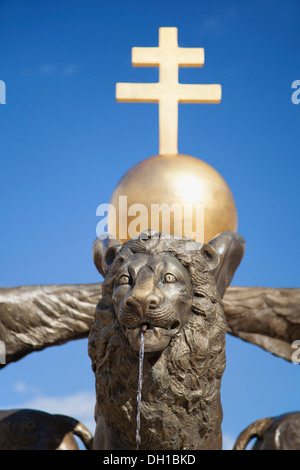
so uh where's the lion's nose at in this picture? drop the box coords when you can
[124,292,161,315]
[123,296,142,314]
[145,294,161,309]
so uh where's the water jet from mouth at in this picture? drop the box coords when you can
[136,324,147,449]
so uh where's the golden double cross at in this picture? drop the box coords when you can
[116,27,221,155]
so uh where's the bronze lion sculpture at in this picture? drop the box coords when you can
[233,412,300,450]
[88,230,245,450]
[0,409,93,450]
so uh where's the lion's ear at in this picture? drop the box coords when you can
[209,231,246,298]
[93,237,122,277]
[199,244,220,272]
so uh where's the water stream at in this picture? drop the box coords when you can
[136,330,145,450]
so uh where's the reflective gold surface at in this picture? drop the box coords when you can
[116,27,221,155]
[108,154,238,243]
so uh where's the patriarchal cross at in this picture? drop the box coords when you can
[116,27,221,155]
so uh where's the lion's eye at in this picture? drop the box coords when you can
[163,273,177,283]
[118,274,130,286]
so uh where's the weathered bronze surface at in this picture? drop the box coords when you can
[0,283,101,367]
[1,234,300,449]
[0,24,298,452]
[88,230,245,450]
[1,284,299,368]
[223,286,300,362]
[234,412,300,450]
[112,252,193,353]
[0,409,93,450]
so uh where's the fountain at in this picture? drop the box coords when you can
[136,325,146,449]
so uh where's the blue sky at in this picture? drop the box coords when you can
[0,0,299,450]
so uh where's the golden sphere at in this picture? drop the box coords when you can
[108,154,238,243]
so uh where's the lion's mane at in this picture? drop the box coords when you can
[88,233,227,450]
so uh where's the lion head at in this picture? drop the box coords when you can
[92,231,222,352]
[113,250,194,352]
[89,230,245,450]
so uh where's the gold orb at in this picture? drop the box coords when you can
[108,154,238,243]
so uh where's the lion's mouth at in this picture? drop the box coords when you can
[123,321,181,352]
[126,320,180,331]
